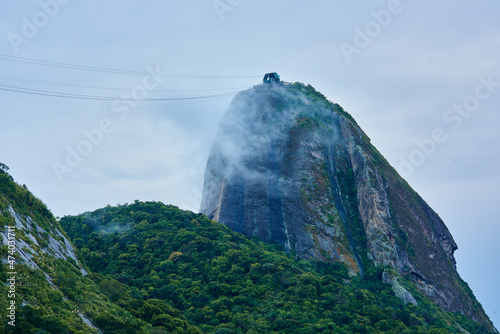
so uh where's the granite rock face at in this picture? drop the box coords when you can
[1,205,84,274]
[200,82,495,330]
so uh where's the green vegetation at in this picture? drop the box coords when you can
[60,201,489,333]
[0,168,200,333]
[0,168,54,232]
[335,167,369,267]
[1,160,492,333]
[1,258,148,333]
[289,82,358,126]
[0,162,10,174]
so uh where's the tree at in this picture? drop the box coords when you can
[0,162,9,173]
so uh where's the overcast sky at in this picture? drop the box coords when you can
[1,0,499,328]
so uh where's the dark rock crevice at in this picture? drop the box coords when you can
[323,139,365,275]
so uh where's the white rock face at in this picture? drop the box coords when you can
[0,204,98,331]
[1,205,81,269]
[79,313,103,334]
[382,270,417,306]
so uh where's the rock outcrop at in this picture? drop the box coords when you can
[1,205,85,274]
[200,82,496,331]
[0,172,102,333]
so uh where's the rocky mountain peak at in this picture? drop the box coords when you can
[200,82,495,331]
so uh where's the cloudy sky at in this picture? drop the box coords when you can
[1,0,499,328]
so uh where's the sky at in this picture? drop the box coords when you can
[0,0,499,328]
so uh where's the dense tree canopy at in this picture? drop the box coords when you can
[60,201,488,334]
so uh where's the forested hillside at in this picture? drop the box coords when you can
[60,200,489,333]
[0,162,492,333]
[0,166,200,333]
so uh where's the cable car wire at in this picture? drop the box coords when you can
[0,54,261,79]
[0,84,240,102]
[0,74,249,93]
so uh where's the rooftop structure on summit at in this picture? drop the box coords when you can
[263,72,280,84]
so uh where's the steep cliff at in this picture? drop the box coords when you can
[200,82,496,331]
[0,168,149,333]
